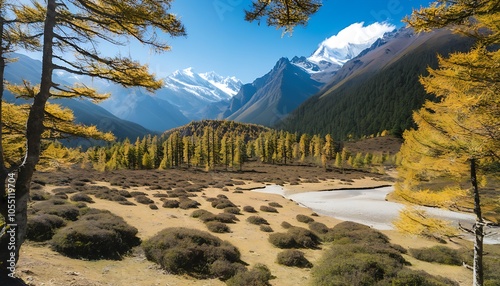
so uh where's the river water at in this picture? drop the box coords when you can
[253,185,500,244]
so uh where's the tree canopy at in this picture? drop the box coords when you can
[399,1,500,285]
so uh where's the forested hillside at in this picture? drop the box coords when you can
[86,120,398,172]
[279,31,476,139]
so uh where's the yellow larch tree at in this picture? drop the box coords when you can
[398,1,500,285]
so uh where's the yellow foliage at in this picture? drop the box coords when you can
[2,100,113,166]
[394,206,459,241]
[394,186,469,209]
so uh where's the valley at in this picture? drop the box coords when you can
[1,1,499,285]
[15,162,493,285]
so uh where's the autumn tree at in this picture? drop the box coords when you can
[0,0,185,278]
[245,0,322,34]
[399,1,500,285]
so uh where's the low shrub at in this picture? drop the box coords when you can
[179,198,200,209]
[311,244,404,286]
[243,206,257,213]
[149,204,159,210]
[308,222,329,234]
[142,227,242,279]
[226,264,273,286]
[53,192,68,199]
[281,221,292,229]
[326,221,389,244]
[260,206,278,213]
[276,250,312,268]
[26,214,66,241]
[30,190,50,201]
[191,209,212,218]
[215,213,238,223]
[210,259,245,281]
[206,221,231,233]
[390,269,459,286]
[212,198,237,209]
[52,187,78,194]
[119,201,136,206]
[51,209,140,260]
[409,246,463,266]
[135,195,154,205]
[260,225,274,233]
[162,199,180,208]
[118,190,132,198]
[296,214,314,224]
[269,227,320,249]
[129,191,147,197]
[246,216,269,225]
[268,202,283,208]
[70,193,94,203]
[31,199,80,221]
[224,207,241,215]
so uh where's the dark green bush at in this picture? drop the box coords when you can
[70,193,94,203]
[26,214,66,241]
[308,221,329,234]
[296,214,314,224]
[179,198,200,209]
[327,221,389,244]
[281,221,292,229]
[135,195,154,205]
[119,201,136,206]
[30,190,50,201]
[246,216,269,225]
[243,205,257,213]
[51,209,140,260]
[409,246,463,266]
[206,221,231,233]
[191,209,212,218]
[31,199,80,221]
[224,207,241,215]
[149,204,159,210]
[142,227,242,279]
[268,202,283,208]
[118,190,132,198]
[210,259,245,281]
[162,199,180,208]
[390,269,459,286]
[129,191,147,197]
[84,186,128,202]
[260,225,274,232]
[276,250,312,268]
[226,264,273,286]
[215,213,238,223]
[268,233,295,248]
[260,206,278,213]
[311,244,403,286]
[212,198,237,209]
[51,187,78,194]
[53,192,69,200]
[268,227,320,249]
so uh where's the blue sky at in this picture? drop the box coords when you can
[22,0,434,84]
[137,0,434,83]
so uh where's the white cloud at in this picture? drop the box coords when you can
[321,22,396,49]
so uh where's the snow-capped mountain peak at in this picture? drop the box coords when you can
[307,22,396,66]
[200,71,243,96]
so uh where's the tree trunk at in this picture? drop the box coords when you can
[471,158,484,286]
[0,0,56,279]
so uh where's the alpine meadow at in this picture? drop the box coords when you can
[0,1,499,286]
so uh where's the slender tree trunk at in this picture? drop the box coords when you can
[0,0,56,279]
[471,158,484,286]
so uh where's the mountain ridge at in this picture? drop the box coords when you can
[279,28,476,139]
